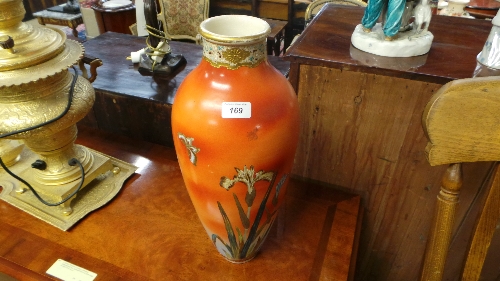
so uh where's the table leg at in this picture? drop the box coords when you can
[275,31,283,56]
[68,20,79,37]
[267,38,274,56]
[36,17,46,25]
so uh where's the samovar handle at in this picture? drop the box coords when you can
[0,35,15,54]
[78,54,103,83]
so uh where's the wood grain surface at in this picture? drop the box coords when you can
[466,0,500,19]
[284,5,492,84]
[0,126,362,281]
[284,5,496,281]
[423,77,500,166]
[421,76,500,281]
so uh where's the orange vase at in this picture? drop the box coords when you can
[171,15,300,263]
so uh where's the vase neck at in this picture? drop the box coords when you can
[202,38,267,70]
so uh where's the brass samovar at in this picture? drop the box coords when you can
[0,0,136,230]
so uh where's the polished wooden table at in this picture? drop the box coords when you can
[284,5,496,281]
[466,0,500,19]
[80,32,291,147]
[0,126,362,281]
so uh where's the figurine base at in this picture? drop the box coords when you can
[138,53,187,79]
[351,23,434,57]
[477,51,500,70]
[349,44,428,71]
[0,147,137,231]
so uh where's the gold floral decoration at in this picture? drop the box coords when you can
[178,132,200,166]
[221,48,251,65]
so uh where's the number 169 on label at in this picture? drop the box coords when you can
[221,102,251,118]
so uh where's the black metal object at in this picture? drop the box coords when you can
[47,0,80,14]
[138,0,187,79]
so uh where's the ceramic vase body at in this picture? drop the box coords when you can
[171,15,300,263]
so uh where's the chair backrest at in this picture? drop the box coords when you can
[304,0,366,26]
[423,76,500,166]
[420,76,500,281]
[157,0,209,44]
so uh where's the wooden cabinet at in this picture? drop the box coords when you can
[91,3,136,34]
[284,5,496,280]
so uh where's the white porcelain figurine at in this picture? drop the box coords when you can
[351,0,435,57]
[413,0,432,36]
[477,10,500,69]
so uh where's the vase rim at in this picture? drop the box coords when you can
[199,15,271,44]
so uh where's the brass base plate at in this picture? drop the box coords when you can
[0,147,137,231]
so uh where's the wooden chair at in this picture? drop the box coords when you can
[157,0,209,44]
[207,0,294,55]
[250,0,293,56]
[420,76,500,281]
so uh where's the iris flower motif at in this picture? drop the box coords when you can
[219,165,273,207]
